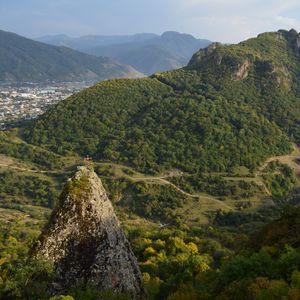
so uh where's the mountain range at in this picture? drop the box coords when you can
[0,29,142,84]
[36,33,159,51]
[37,31,212,75]
[0,28,300,299]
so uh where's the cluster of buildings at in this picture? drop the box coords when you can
[0,82,90,130]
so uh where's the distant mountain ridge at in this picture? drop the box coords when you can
[0,30,142,84]
[37,33,159,51]
[37,31,212,75]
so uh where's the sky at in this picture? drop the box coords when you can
[0,0,300,43]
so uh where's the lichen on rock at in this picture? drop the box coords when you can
[35,166,144,296]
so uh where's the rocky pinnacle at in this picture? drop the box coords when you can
[35,166,144,295]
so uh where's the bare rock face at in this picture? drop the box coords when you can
[233,59,252,80]
[35,166,144,295]
[282,29,300,56]
[292,33,300,56]
[188,42,223,67]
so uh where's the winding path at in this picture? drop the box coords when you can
[258,144,299,173]
[132,176,234,210]
[255,143,300,196]
[1,143,299,210]
[0,163,47,173]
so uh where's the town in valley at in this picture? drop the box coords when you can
[0,82,91,129]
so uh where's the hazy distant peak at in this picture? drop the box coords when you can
[161,31,193,38]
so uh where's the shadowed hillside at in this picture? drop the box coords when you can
[0,30,142,84]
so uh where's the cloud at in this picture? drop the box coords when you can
[167,0,300,42]
[0,0,300,42]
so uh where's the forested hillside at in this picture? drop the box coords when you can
[25,29,300,176]
[0,29,142,83]
[25,77,290,175]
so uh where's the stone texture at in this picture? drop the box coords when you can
[293,34,300,56]
[285,29,300,56]
[35,166,144,295]
[233,59,251,80]
[187,42,223,67]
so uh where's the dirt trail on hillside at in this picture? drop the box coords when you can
[255,143,300,196]
[0,161,60,174]
[133,176,233,210]
[1,143,299,206]
[258,144,300,173]
[0,163,44,173]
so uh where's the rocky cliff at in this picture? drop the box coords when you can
[35,166,144,295]
[187,29,300,88]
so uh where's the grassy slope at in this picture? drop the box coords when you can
[1,128,299,229]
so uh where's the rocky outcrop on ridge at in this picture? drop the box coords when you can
[35,166,144,295]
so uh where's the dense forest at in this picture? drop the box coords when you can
[25,30,300,179]
[25,77,291,176]
[0,206,300,299]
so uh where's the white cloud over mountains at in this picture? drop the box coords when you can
[1,0,300,43]
[169,0,300,42]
